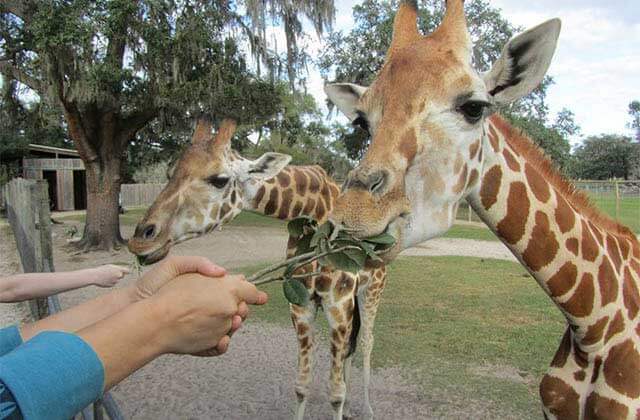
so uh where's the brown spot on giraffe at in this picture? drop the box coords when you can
[333,274,354,301]
[278,188,294,219]
[302,198,316,215]
[547,262,578,298]
[591,356,603,384]
[496,182,530,245]
[277,171,291,188]
[604,311,624,343]
[294,170,308,196]
[315,275,331,293]
[264,188,279,216]
[525,163,551,203]
[581,220,599,262]
[603,339,640,398]
[502,148,520,172]
[563,273,595,318]
[452,163,468,194]
[522,212,559,271]
[297,323,309,336]
[254,185,266,206]
[329,307,344,324]
[598,257,618,306]
[550,329,571,368]
[582,316,609,346]
[488,124,500,152]
[566,238,579,256]
[585,392,629,419]
[480,165,502,210]
[308,172,321,193]
[619,238,632,259]
[469,139,480,160]
[623,267,640,319]
[607,235,623,273]
[555,195,575,234]
[539,375,580,420]
[573,371,586,382]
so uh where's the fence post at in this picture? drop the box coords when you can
[615,179,621,221]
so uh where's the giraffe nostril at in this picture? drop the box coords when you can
[142,224,157,240]
[368,171,387,194]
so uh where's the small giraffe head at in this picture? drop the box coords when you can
[128,118,291,264]
[326,0,560,257]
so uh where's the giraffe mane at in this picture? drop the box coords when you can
[490,114,637,241]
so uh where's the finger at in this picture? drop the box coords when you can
[215,335,231,355]
[168,256,227,278]
[232,279,269,305]
[237,302,249,320]
[231,314,243,332]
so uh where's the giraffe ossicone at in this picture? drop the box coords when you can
[128,118,388,420]
[327,0,640,417]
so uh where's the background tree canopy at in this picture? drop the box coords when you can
[0,0,336,250]
[317,0,577,169]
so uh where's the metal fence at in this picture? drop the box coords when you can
[457,180,640,232]
[3,178,124,420]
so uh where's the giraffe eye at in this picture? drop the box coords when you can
[458,101,490,124]
[205,175,229,189]
[352,116,370,134]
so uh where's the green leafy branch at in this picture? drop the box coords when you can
[246,216,395,306]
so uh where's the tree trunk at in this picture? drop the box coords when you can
[63,108,128,251]
[77,158,126,250]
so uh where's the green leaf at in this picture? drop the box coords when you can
[294,233,313,256]
[344,248,367,267]
[287,218,306,237]
[326,252,362,273]
[363,233,396,246]
[283,278,309,306]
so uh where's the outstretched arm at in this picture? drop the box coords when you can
[19,257,226,341]
[0,265,130,303]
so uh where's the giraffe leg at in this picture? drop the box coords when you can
[360,270,386,419]
[325,297,356,420]
[291,301,318,420]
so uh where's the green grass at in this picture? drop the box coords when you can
[590,195,640,233]
[241,256,565,418]
[443,224,498,242]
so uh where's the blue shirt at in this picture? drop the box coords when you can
[0,326,104,420]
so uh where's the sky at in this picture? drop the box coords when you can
[301,0,640,145]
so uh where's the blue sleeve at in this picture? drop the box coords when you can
[0,331,104,420]
[0,326,22,357]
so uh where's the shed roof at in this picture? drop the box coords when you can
[28,143,80,158]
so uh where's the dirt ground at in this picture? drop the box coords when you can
[0,220,516,419]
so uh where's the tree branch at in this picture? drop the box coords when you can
[0,59,44,93]
[118,107,159,147]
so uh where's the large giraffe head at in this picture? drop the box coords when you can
[128,118,291,264]
[326,0,560,259]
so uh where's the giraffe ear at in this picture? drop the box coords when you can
[484,19,561,104]
[324,83,367,121]
[246,153,292,180]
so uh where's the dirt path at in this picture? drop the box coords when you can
[1,220,518,419]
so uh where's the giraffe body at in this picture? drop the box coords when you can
[324,1,640,417]
[128,119,387,419]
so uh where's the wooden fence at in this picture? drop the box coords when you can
[120,183,165,207]
[3,178,124,420]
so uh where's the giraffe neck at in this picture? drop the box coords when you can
[244,165,340,223]
[467,114,640,342]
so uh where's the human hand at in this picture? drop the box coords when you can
[133,256,226,301]
[150,273,268,357]
[93,264,131,287]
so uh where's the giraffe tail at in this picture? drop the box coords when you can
[347,294,361,358]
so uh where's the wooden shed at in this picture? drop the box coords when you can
[22,144,86,211]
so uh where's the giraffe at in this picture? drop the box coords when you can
[325,1,640,418]
[128,118,388,419]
